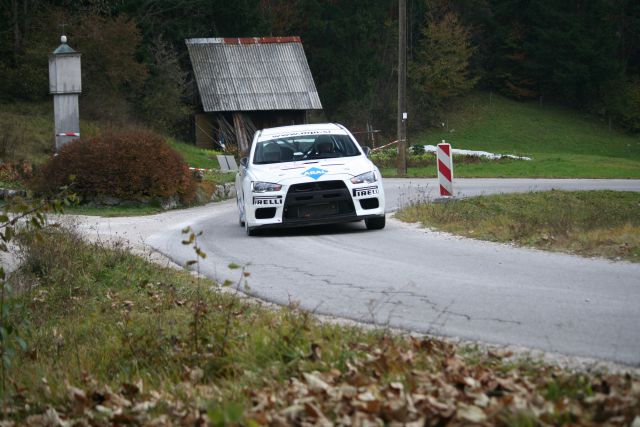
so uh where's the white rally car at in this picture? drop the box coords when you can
[236,123,386,236]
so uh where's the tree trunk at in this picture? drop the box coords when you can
[12,0,21,54]
[23,0,29,48]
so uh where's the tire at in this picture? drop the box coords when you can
[365,215,386,230]
[245,219,257,236]
[237,195,245,226]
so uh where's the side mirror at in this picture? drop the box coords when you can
[362,146,371,157]
[240,157,248,168]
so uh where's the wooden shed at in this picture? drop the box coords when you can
[185,37,323,153]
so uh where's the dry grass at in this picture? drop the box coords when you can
[2,228,639,425]
[395,190,640,262]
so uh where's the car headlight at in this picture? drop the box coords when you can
[350,171,377,184]
[251,181,282,192]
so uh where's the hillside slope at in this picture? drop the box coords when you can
[0,102,220,169]
[402,92,640,178]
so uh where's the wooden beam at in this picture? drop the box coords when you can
[232,112,249,156]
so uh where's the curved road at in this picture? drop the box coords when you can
[84,179,640,365]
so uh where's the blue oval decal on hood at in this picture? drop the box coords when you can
[301,167,328,180]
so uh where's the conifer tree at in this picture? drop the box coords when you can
[410,11,478,109]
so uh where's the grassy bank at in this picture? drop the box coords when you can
[382,92,640,178]
[63,204,166,217]
[418,93,640,159]
[0,102,224,171]
[396,190,640,262]
[0,102,234,216]
[2,228,639,425]
[382,152,640,179]
[0,102,101,165]
[167,138,222,170]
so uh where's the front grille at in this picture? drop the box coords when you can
[288,181,346,192]
[284,180,355,221]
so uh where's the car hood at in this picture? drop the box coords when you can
[248,157,375,184]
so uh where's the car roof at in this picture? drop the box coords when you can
[257,123,348,140]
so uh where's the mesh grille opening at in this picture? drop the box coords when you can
[289,181,346,192]
[359,198,380,210]
[255,207,277,219]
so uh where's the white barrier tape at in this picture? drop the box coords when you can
[371,139,402,152]
[437,141,453,197]
[56,132,80,137]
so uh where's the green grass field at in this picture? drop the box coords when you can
[382,92,640,178]
[5,96,639,180]
[167,137,221,170]
[382,152,640,178]
[0,102,101,164]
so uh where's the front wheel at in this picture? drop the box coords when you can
[245,218,257,236]
[237,194,246,227]
[365,215,386,230]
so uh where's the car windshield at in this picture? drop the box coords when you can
[252,134,361,165]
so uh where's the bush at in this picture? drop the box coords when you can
[370,148,438,169]
[0,161,33,189]
[410,144,425,156]
[408,153,437,168]
[369,148,398,169]
[32,128,196,203]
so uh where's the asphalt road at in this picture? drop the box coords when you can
[83,179,640,365]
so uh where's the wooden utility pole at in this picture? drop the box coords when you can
[396,0,407,174]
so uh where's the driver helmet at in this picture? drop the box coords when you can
[315,135,334,153]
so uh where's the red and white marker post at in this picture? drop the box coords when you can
[437,141,454,197]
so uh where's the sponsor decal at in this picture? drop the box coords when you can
[264,130,332,139]
[253,195,283,205]
[302,167,328,180]
[353,186,379,197]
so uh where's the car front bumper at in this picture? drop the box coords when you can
[245,179,385,229]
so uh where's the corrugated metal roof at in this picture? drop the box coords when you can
[186,37,322,112]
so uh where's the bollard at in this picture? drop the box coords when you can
[437,140,453,197]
